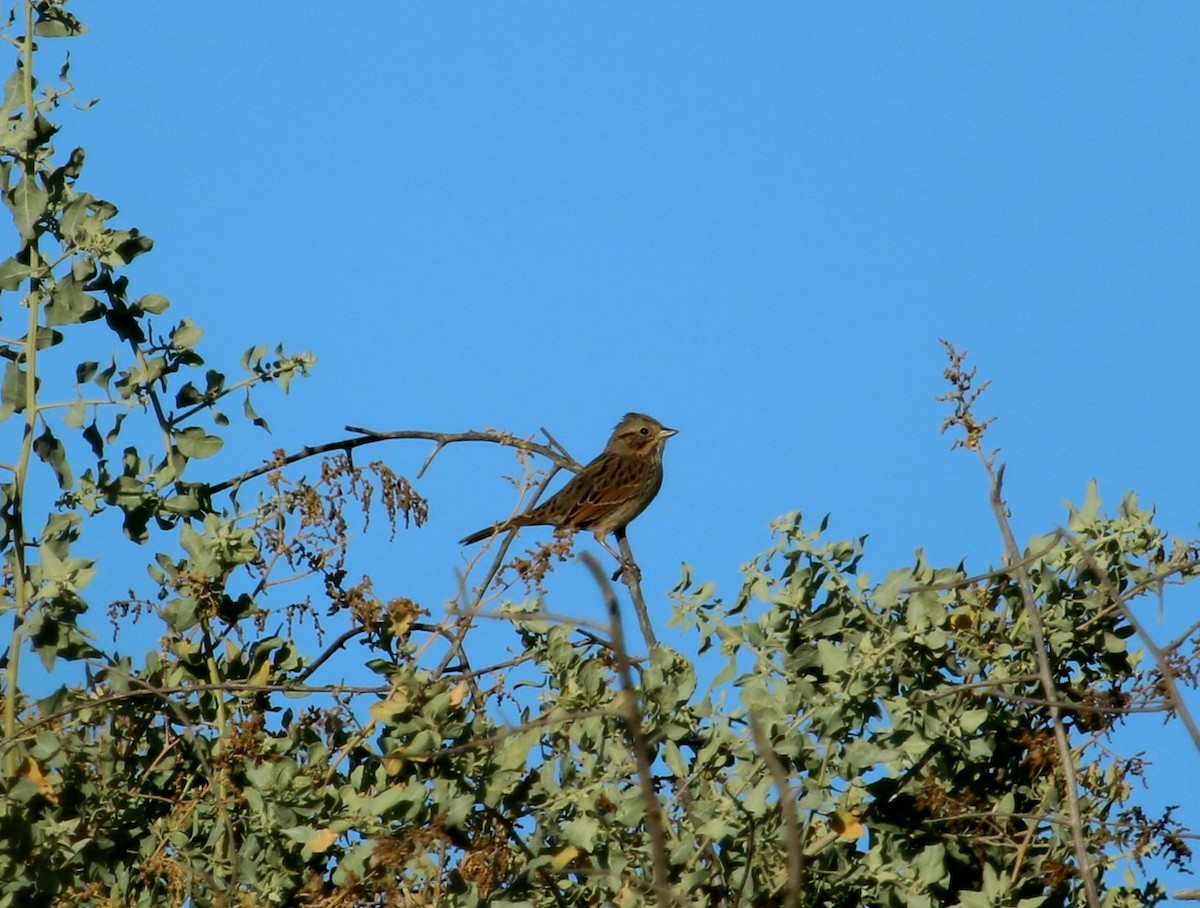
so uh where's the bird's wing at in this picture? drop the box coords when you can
[551,455,652,528]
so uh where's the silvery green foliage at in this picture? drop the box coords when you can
[0,5,1194,907]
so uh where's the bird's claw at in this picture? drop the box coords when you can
[611,557,642,583]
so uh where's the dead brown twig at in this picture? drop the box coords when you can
[209,426,582,496]
[939,340,1101,908]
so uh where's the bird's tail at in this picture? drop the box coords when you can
[459,520,512,546]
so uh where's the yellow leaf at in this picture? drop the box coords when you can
[308,827,339,853]
[388,598,419,637]
[550,846,581,870]
[449,679,469,707]
[831,808,865,840]
[19,757,58,803]
[248,656,272,686]
[369,690,409,722]
[950,611,974,630]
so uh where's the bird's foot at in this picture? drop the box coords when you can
[596,534,641,583]
[610,556,642,583]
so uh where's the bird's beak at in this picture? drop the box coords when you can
[660,426,678,439]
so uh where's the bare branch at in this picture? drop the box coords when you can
[615,529,658,650]
[1073,541,1200,755]
[208,426,582,496]
[580,553,675,908]
[938,340,1100,907]
[748,712,802,908]
[983,456,1101,907]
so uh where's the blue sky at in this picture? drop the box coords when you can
[46,1,1200,894]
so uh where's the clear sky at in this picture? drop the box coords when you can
[49,2,1200,895]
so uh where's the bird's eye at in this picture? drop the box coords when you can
[639,427,649,435]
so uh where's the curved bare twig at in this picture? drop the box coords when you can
[208,426,582,496]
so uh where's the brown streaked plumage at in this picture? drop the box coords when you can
[459,412,677,560]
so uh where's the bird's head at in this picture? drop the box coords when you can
[604,412,678,458]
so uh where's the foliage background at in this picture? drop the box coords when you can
[8,1,1200,901]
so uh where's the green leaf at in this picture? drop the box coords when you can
[958,709,989,734]
[150,450,187,486]
[170,319,204,350]
[874,568,911,609]
[94,357,116,393]
[0,70,21,119]
[663,741,688,778]
[34,6,89,36]
[105,411,127,444]
[1103,631,1127,654]
[45,273,102,326]
[816,639,849,675]
[359,785,413,816]
[332,841,376,887]
[30,730,62,761]
[11,176,48,241]
[0,254,38,291]
[60,192,113,243]
[173,426,223,459]
[160,597,200,632]
[138,293,170,314]
[914,843,948,884]
[49,147,86,190]
[161,492,201,517]
[35,544,95,594]
[243,394,269,431]
[31,325,62,350]
[102,229,154,266]
[1068,479,1103,531]
[179,523,210,567]
[82,422,102,458]
[741,776,774,817]
[33,428,73,489]
[0,361,30,420]
[560,815,600,849]
[63,399,86,429]
[242,343,268,370]
[71,255,97,283]
[75,361,98,384]
[175,382,205,407]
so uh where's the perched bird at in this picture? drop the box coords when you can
[460,412,677,561]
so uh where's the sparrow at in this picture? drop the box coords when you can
[460,412,677,561]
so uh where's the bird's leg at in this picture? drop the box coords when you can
[596,532,641,582]
[595,533,624,563]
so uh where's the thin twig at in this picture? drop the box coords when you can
[909,674,1042,702]
[748,712,802,908]
[914,676,1170,714]
[615,529,658,650]
[905,535,1064,593]
[442,605,611,636]
[1167,617,1200,654]
[427,707,623,758]
[433,467,562,681]
[539,425,574,461]
[580,553,675,908]
[1074,542,1200,755]
[209,427,581,496]
[983,458,1101,908]
[476,798,571,908]
[293,626,368,683]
